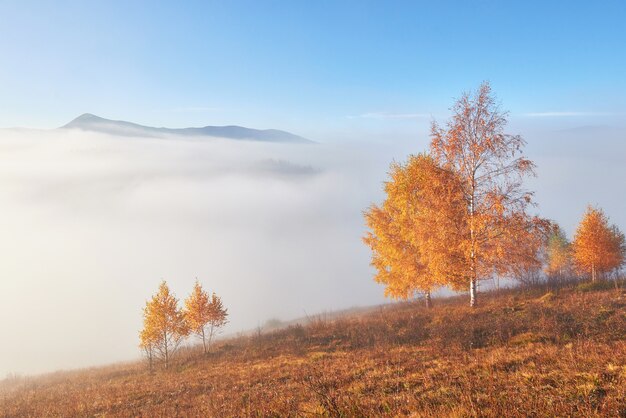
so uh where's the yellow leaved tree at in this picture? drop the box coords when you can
[205,292,228,349]
[139,281,189,369]
[429,82,539,306]
[544,224,572,281]
[363,153,466,307]
[572,206,625,281]
[184,280,229,355]
[366,83,545,307]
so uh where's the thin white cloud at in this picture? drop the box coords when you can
[162,106,221,113]
[347,111,431,120]
[521,111,614,118]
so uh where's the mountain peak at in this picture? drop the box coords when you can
[60,114,312,143]
[73,112,101,121]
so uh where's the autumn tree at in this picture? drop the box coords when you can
[430,82,537,306]
[184,280,212,354]
[205,292,228,350]
[544,224,572,281]
[609,226,626,280]
[363,153,466,307]
[184,280,229,354]
[140,281,189,369]
[139,322,157,371]
[572,206,626,281]
[499,215,551,287]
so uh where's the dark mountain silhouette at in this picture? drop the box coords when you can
[61,113,312,143]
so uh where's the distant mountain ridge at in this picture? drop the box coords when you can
[60,113,312,143]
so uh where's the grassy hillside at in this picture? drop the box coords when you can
[2,283,626,417]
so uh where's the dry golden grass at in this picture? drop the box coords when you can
[2,283,626,417]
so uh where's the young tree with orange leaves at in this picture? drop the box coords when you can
[544,224,572,281]
[139,325,157,371]
[184,280,212,355]
[498,215,550,287]
[430,82,537,306]
[205,292,228,350]
[184,281,228,354]
[609,226,626,280]
[363,153,466,307]
[140,281,189,369]
[572,206,625,281]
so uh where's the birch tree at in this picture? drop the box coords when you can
[184,281,228,354]
[430,82,536,306]
[573,206,625,281]
[140,281,189,369]
[363,153,466,307]
[139,324,156,371]
[544,224,572,281]
[205,292,228,351]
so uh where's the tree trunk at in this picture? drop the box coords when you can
[201,327,207,355]
[469,185,477,308]
[146,346,153,372]
[425,291,432,309]
[164,330,169,369]
[207,324,215,353]
[470,277,477,307]
[592,263,596,282]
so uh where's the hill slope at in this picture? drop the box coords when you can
[61,113,312,143]
[1,284,626,417]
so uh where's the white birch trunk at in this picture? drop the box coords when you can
[425,291,432,309]
[470,278,477,307]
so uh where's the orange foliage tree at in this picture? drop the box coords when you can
[544,224,572,281]
[205,292,228,349]
[497,214,551,287]
[572,206,626,281]
[140,281,189,369]
[138,326,156,371]
[184,280,229,354]
[363,153,466,307]
[430,82,538,306]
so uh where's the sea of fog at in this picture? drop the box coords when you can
[0,124,624,376]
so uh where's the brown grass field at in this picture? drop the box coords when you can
[1,281,626,417]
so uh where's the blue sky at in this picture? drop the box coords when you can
[0,0,625,139]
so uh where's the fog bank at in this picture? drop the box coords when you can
[0,124,623,376]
